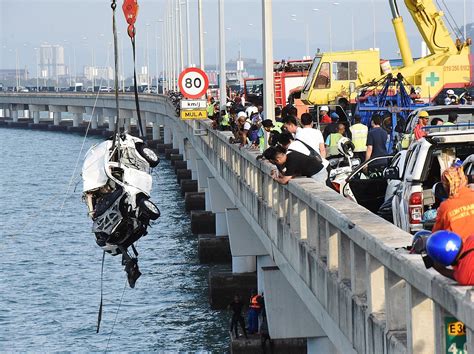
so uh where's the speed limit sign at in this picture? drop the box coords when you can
[178,68,209,99]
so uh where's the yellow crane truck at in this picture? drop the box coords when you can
[301,0,472,108]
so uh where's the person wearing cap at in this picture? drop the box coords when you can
[319,106,331,124]
[443,112,458,126]
[413,111,430,140]
[322,112,340,141]
[258,119,283,151]
[444,89,458,105]
[207,97,216,118]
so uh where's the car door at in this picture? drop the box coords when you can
[342,155,393,213]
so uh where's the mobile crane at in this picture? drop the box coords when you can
[301,0,472,108]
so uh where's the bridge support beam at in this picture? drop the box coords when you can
[226,207,266,274]
[262,266,336,352]
[163,116,172,144]
[10,105,19,122]
[119,109,133,132]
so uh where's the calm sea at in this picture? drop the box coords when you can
[0,128,229,352]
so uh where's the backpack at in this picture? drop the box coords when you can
[289,138,323,164]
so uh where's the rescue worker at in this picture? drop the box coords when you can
[432,165,474,241]
[247,290,262,334]
[319,105,331,124]
[413,111,429,140]
[425,231,474,285]
[349,114,368,162]
[322,112,340,141]
[219,109,231,131]
[260,119,283,149]
[207,97,216,118]
[325,123,345,157]
[228,295,248,339]
[444,89,458,105]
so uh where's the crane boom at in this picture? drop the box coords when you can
[403,0,459,55]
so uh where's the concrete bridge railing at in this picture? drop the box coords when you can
[174,116,474,354]
[2,93,473,353]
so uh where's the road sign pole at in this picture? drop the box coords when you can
[198,0,204,71]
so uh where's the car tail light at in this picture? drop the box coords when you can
[409,192,423,224]
[332,182,341,193]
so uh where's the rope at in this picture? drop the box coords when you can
[441,0,464,40]
[111,0,122,159]
[96,251,106,333]
[105,278,128,353]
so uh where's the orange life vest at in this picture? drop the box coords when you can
[249,295,261,309]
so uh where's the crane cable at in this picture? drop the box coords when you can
[110,0,121,160]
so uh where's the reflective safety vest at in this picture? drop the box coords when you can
[327,132,343,156]
[221,113,230,126]
[349,123,368,152]
[249,295,261,309]
[273,122,283,133]
[207,103,215,117]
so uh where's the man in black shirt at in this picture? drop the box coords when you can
[263,146,328,185]
[228,295,248,339]
[366,114,389,171]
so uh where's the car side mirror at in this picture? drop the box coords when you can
[383,166,400,180]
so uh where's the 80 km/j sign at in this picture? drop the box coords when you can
[178,67,209,99]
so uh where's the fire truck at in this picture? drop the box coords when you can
[243,59,313,107]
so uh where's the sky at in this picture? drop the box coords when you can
[0,0,472,78]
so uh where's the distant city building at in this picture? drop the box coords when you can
[84,66,114,81]
[0,69,28,81]
[39,44,67,79]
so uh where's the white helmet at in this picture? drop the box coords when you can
[447,89,455,95]
[320,105,329,112]
[337,137,355,157]
[245,105,258,117]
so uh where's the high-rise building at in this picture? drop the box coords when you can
[39,44,67,79]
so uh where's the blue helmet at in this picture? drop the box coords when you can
[426,230,462,266]
[330,112,340,121]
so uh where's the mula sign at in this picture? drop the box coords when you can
[180,109,207,120]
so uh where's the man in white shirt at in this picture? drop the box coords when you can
[295,113,326,158]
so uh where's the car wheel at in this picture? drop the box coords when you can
[139,198,161,220]
[136,144,160,167]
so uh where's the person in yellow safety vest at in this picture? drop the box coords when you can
[219,109,231,131]
[325,123,346,157]
[247,290,262,334]
[349,114,368,162]
[207,97,216,118]
[258,119,284,151]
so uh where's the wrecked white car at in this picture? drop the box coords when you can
[82,133,160,287]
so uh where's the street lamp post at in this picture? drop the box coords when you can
[185,0,191,67]
[218,0,226,108]
[34,47,39,91]
[146,23,151,90]
[198,0,204,70]
[178,1,184,72]
[262,0,275,122]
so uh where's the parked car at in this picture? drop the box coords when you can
[396,105,474,150]
[390,127,474,234]
[341,153,405,214]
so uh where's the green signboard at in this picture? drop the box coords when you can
[445,316,467,353]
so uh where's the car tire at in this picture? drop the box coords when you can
[139,198,161,220]
[136,144,160,167]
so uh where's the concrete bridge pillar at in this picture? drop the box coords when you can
[85,107,103,129]
[119,109,133,132]
[68,106,85,127]
[32,111,40,124]
[48,105,67,125]
[10,105,19,122]
[262,266,337,352]
[145,112,161,140]
[163,115,173,144]
[184,142,198,180]
[226,208,266,274]
[28,105,48,124]
[103,108,117,132]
